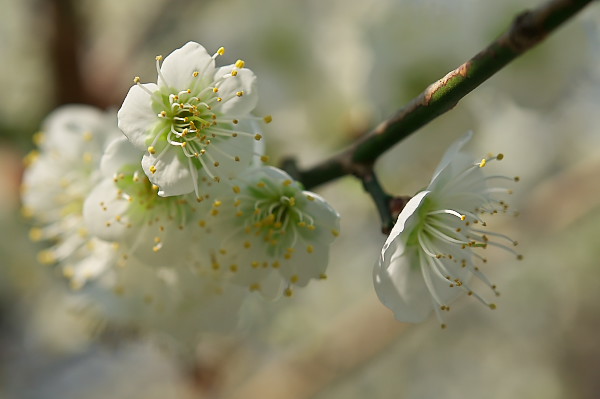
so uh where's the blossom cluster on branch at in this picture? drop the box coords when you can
[21,42,340,342]
[21,41,523,343]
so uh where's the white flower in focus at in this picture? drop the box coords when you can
[203,166,340,297]
[118,41,271,198]
[21,105,122,289]
[373,132,521,328]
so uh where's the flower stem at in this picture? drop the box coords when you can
[292,0,595,191]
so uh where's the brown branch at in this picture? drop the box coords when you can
[293,0,596,190]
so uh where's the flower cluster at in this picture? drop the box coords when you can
[373,132,521,328]
[22,42,340,342]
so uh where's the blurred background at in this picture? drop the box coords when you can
[1,0,599,398]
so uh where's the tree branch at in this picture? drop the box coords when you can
[293,0,596,190]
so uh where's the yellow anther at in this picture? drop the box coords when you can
[249,283,261,292]
[257,181,266,188]
[289,197,296,206]
[233,119,239,124]
[155,55,163,61]
[83,131,93,142]
[236,91,244,97]
[229,264,238,272]
[37,250,56,265]
[244,241,251,248]
[272,261,280,269]
[152,184,159,191]
[213,87,219,93]
[232,186,241,194]
[263,115,273,124]
[284,288,293,297]
[306,195,315,201]
[282,179,292,186]
[235,59,245,68]
[319,273,327,280]
[260,155,269,162]
[479,158,487,168]
[290,275,299,284]
[496,153,504,160]
[134,76,141,83]
[211,209,219,216]
[217,97,222,102]
[251,261,259,268]
[193,71,199,77]
[307,225,316,231]
[231,70,238,77]
[254,134,262,141]
[306,245,314,253]
[297,221,306,227]
[198,220,206,227]
[331,229,340,237]
[212,262,220,270]
[217,47,225,55]
[460,215,466,221]
[489,303,497,310]
[149,165,157,174]
[29,227,43,241]
[213,200,222,207]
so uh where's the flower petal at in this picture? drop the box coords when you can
[141,150,194,196]
[118,83,159,150]
[373,246,434,323]
[83,179,131,242]
[100,137,143,177]
[159,42,215,89]
[213,66,258,115]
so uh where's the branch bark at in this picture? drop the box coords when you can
[294,0,596,190]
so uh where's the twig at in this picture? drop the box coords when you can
[293,0,596,190]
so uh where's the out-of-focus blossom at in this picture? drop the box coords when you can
[203,166,341,297]
[20,105,122,289]
[373,132,521,327]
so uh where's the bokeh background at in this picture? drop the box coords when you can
[1,0,599,398]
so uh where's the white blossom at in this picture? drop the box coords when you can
[373,132,521,328]
[118,41,270,198]
[21,105,122,289]
[202,166,340,297]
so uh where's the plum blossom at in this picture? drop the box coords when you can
[21,105,122,289]
[373,132,521,328]
[201,166,340,297]
[118,41,270,198]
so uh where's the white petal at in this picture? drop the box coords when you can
[373,246,433,322]
[213,66,258,115]
[141,151,194,196]
[118,83,159,150]
[382,190,430,252]
[100,137,143,177]
[299,191,340,244]
[83,179,131,242]
[429,131,473,187]
[374,190,433,322]
[159,42,215,89]
[41,105,106,157]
